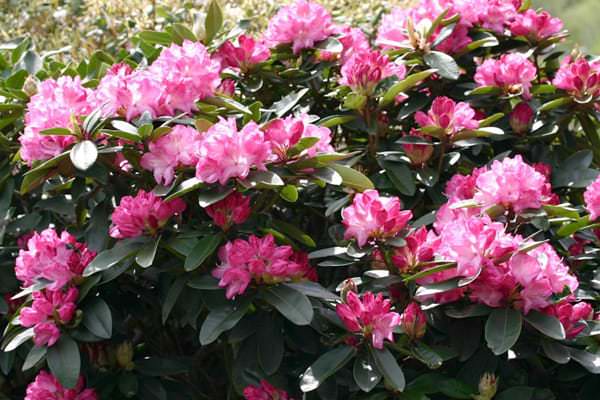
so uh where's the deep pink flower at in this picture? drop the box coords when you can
[342,190,413,247]
[149,40,221,114]
[15,229,96,290]
[474,53,537,98]
[109,190,186,239]
[217,79,236,97]
[391,226,439,273]
[264,0,335,54]
[20,76,94,164]
[584,175,600,220]
[544,301,593,339]
[337,26,370,63]
[477,0,520,33]
[340,49,406,95]
[415,96,479,137]
[216,34,271,72]
[468,262,517,308]
[140,125,201,185]
[416,264,466,304]
[445,167,486,201]
[243,380,290,400]
[473,155,549,212]
[553,56,600,101]
[402,129,434,166]
[205,192,252,229]
[509,102,534,135]
[195,118,272,185]
[399,302,427,340]
[25,370,97,400]
[264,114,333,160]
[336,291,401,349]
[510,9,563,41]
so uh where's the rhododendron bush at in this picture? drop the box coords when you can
[2,0,600,398]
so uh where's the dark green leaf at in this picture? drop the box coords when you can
[47,336,80,389]
[22,346,47,371]
[300,346,356,392]
[136,237,161,268]
[354,351,382,392]
[485,308,522,355]
[424,51,460,80]
[82,297,112,339]
[370,346,406,392]
[524,310,566,340]
[185,234,223,271]
[199,299,251,345]
[380,69,437,106]
[83,238,148,276]
[330,164,374,192]
[162,276,187,324]
[204,0,224,44]
[70,140,98,171]
[261,285,314,326]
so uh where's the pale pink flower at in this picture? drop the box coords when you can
[15,229,96,290]
[216,34,271,72]
[342,190,413,247]
[264,114,333,160]
[510,9,563,41]
[584,175,600,220]
[473,155,548,213]
[391,226,439,273]
[243,380,290,400]
[477,0,520,33]
[109,190,186,239]
[340,49,406,95]
[543,301,593,339]
[509,102,534,135]
[20,76,94,164]
[264,0,335,54]
[553,56,600,101]
[337,26,370,63]
[336,291,400,349]
[205,192,252,229]
[140,125,201,185]
[149,40,221,114]
[415,96,479,137]
[399,302,427,340]
[474,53,537,98]
[25,371,97,400]
[195,118,272,185]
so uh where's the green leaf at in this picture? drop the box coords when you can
[330,164,374,192]
[439,378,476,399]
[165,178,205,201]
[287,137,320,157]
[524,310,566,340]
[273,88,310,118]
[202,96,252,115]
[199,299,251,345]
[313,167,343,185]
[197,186,233,207]
[172,23,197,42]
[411,342,443,369]
[383,161,416,196]
[83,238,148,276]
[184,234,223,271]
[162,276,187,324]
[495,387,534,400]
[344,93,367,110]
[300,346,357,392]
[47,335,81,389]
[241,170,284,188]
[22,346,47,371]
[111,120,139,135]
[484,308,522,355]
[188,275,221,290]
[261,285,314,326]
[539,96,572,112]
[70,140,98,171]
[39,127,73,136]
[139,30,173,46]
[82,297,112,339]
[136,237,161,268]
[354,352,382,392]
[380,69,437,106]
[318,114,357,128]
[370,346,406,392]
[204,0,224,44]
[3,328,34,352]
[283,281,339,301]
[424,51,460,80]
[569,348,600,373]
[280,184,299,202]
[309,247,347,259]
[257,314,284,374]
[272,219,316,247]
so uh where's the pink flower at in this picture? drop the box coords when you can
[195,118,272,185]
[337,26,370,63]
[20,288,79,347]
[20,76,94,164]
[510,9,563,41]
[205,192,252,229]
[15,229,96,290]
[213,234,316,299]
[25,370,97,400]
[217,79,236,97]
[509,102,534,135]
[415,96,479,137]
[216,34,271,72]
[340,49,406,95]
[243,380,290,400]
[584,175,600,220]
[544,301,593,339]
[468,262,517,308]
[342,190,413,247]
[553,56,600,101]
[264,0,334,54]
[140,125,201,185]
[109,190,186,239]
[444,167,486,201]
[474,53,537,98]
[416,264,466,304]
[477,0,520,33]
[149,40,221,114]
[336,291,400,349]
[264,114,333,160]
[473,155,549,213]
[391,226,439,273]
[402,129,434,166]
[399,302,427,340]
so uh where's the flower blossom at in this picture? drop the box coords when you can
[205,192,252,229]
[20,76,94,164]
[19,288,78,347]
[415,96,479,138]
[216,34,271,72]
[336,291,401,349]
[553,56,600,101]
[543,301,593,339]
[584,175,600,220]
[195,118,271,185]
[474,53,537,98]
[399,302,427,340]
[213,234,316,299]
[510,9,564,41]
[140,125,201,185]
[109,190,186,239]
[342,190,413,247]
[15,228,96,290]
[390,226,439,273]
[243,380,291,400]
[25,370,97,400]
[476,0,520,33]
[340,49,406,95]
[264,114,333,160]
[337,26,370,63]
[264,0,335,54]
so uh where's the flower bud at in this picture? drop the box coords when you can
[399,302,427,340]
[474,373,498,400]
[116,342,135,371]
[23,75,38,97]
[340,278,358,302]
[509,102,534,135]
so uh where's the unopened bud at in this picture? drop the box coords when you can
[340,278,358,302]
[116,341,135,371]
[509,102,534,135]
[473,373,498,400]
[399,302,427,340]
[23,75,38,97]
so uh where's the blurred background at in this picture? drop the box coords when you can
[0,0,597,61]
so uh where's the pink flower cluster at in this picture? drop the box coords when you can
[109,190,186,239]
[264,0,335,54]
[475,53,537,98]
[342,190,413,247]
[336,291,400,349]
[553,56,600,101]
[543,301,593,339]
[213,234,316,299]
[415,96,479,138]
[205,192,252,229]
[390,226,438,273]
[584,175,600,220]
[264,114,333,160]
[243,380,291,400]
[340,49,407,95]
[25,371,96,400]
[20,76,94,165]
[510,9,564,41]
[216,34,271,72]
